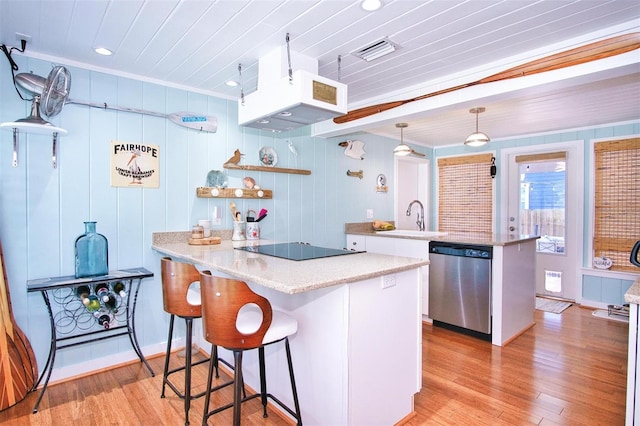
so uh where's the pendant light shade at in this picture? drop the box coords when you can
[464,107,490,147]
[393,123,412,156]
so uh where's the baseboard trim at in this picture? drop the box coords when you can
[42,339,182,385]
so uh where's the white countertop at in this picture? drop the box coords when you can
[625,277,640,304]
[348,229,539,246]
[152,232,429,295]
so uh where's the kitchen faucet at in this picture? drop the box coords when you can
[406,200,425,231]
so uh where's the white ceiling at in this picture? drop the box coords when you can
[0,0,638,147]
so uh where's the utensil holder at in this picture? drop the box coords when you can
[246,222,260,240]
[232,221,246,241]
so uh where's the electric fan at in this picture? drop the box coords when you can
[14,65,71,122]
[0,65,71,168]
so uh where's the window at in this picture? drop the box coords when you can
[437,153,493,233]
[515,151,566,254]
[593,138,640,272]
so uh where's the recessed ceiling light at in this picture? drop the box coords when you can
[361,0,383,11]
[257,119,269,124]
[279,111,292,117]
[225,80,239,87]
[94,47,113,56]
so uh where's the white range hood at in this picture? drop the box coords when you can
[238,47,347,132]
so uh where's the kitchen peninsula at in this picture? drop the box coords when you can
[346,223,539,346]
[152,232,428,426]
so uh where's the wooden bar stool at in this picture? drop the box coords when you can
[199,271,302,426]
[160,257,232,426]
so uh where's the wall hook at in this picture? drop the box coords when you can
[347,169,363,179]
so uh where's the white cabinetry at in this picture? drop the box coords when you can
[238,269,422,425]
[346,235,366,252]
[347,234,430,319]
[627,303,639,425]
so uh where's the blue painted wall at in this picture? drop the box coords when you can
[0,56,398,375]
[1,55,637,378]
[583,275,635,305]
[431,122,640,306]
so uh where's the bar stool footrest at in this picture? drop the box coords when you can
[165,356,210,377]
[204,392,300,423]
[164,356,236,401]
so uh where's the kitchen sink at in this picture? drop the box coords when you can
[375,230,448,238]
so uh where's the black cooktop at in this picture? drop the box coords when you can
[235,242,364,261]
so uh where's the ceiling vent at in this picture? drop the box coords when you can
[352,38,399,62]
[238,47,347,132]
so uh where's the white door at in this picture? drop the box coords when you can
[394,156,429,230]
[501,141,583,301]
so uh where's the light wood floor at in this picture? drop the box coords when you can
[0,305,628,425]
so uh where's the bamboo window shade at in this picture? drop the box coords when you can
[515,151,567,163]
[593,138,640,272]
[438,153,494,233]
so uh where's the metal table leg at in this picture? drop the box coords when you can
[32,290,57,413]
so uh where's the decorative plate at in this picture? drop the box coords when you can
[259,147,278,167]
[593,256,613,269]
[206,170,228,188]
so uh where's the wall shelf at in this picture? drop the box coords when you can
[223,163,311,175]
[196,187,273,199]
[1,122,67,168]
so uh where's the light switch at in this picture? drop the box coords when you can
[212,206,222,225]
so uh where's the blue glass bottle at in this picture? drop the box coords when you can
[75,221,108,278]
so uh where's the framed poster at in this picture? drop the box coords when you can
[110,141,159,188]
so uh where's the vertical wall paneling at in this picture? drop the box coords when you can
[0,55,399,378]
[312,136,329,247]
[3,53,636,379]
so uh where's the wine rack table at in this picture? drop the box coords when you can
[27,267,154,413]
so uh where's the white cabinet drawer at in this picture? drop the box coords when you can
[346,235,366,251]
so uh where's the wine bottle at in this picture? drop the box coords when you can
[112,281,127,298]
[103,293,118,313]
[76,284,90,302]
[97,312,112,329]
[84,295,101,313]
[95,283,110,301]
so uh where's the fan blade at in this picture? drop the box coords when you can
[41,66,71,118]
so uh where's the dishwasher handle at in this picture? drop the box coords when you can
[429,242,493,259]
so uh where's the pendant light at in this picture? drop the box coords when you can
[393,123,412,156]
[464,107,490,147]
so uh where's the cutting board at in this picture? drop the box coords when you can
[188,237,222,245]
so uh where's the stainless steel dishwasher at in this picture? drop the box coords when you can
[428,241,493,338]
